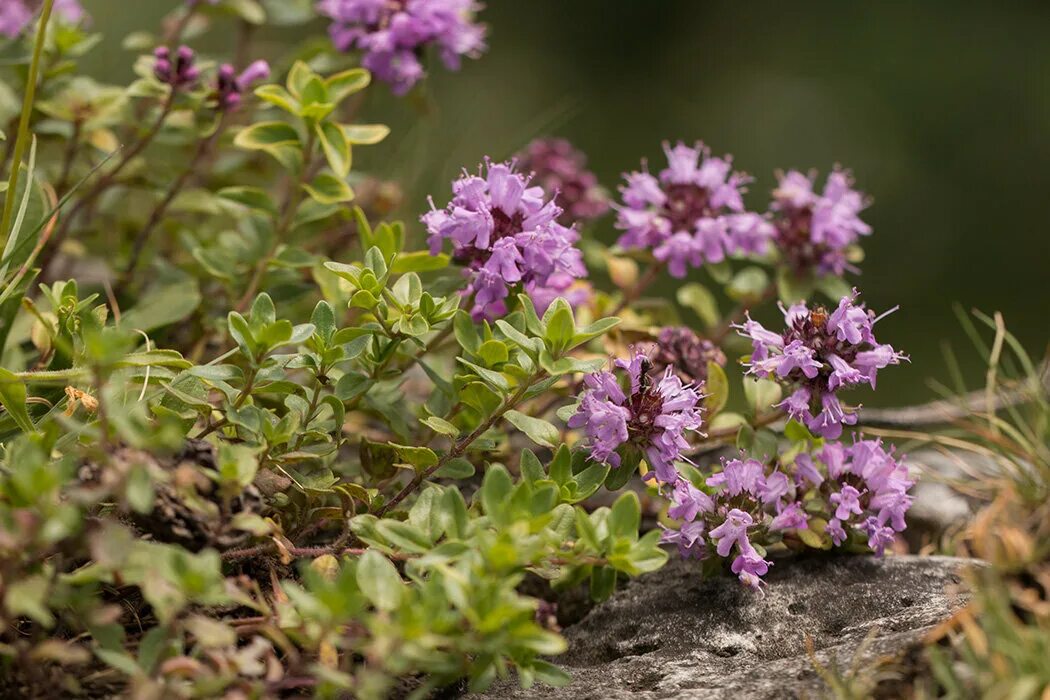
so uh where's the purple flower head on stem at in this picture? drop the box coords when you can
[812,438,914,550]
[215,59,270,110]
[568,350,704,483]
[657,432,914,590]
[423,159,588,320]
[770,168,871,277]
[614,141,773,277]
[736,289,906,438]
[516,138,610,226]
[318,0,487,95]
[154,45,201,89]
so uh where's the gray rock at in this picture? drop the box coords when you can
[477,554,976,699]
[906,449,1001,541]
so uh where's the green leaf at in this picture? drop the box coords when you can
[0,368,34,434]
[542,298,575,356]
[310,300,336,344]
[703,361,729,416]
[776,267,816,305]
[480,464,513,517]
[374,519,432,553]
[548,444,571,484]
[233,121,301,166]
[569,316,621,350]
[476,339,509,366]
[225,0,267,24]
[783,419,816,444]
[571,462,610,503]
[456,358,510,392]
[421,415,459,437]
[253,84,299,114]
[609,492,641,539]
[816,274,853,303]
[590,567,617,602]
[390,251,448,274]
[388,443,438,470]
[531,660,572,688]
[797,519,832,549]
[286,61,313,99]
[727,266,771,302]
[519,449,544,483]
[315,121,351,178]
[302,172,354,204]
[453,310,480,354]
[504,410,559,449]
[743,376,782,414]
[342,123,389,145]
[433,457,474,479]
[677,282,720,328]
[325,68,371,103]
[120,272,201,333]
[356,550,403,610]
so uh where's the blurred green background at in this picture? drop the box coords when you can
[80,0,1048,406]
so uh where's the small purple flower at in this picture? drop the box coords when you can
[614,141,772,277]
[516,138,610,226]
[318,0,487,95]
[706,458,765,498]
[769,168,871,277]
[1,0,85,38]
[568,350,704,483]
[423,159,587,320]
[660,520,706,559]
[830,484,864,521]
[769,501,808,532]
[215,60,270,110]
[736,290,906,438]
[667,477,714,522]
[731,550,771,591]
[826,518,848,546]
[708,508,754,558]
[154,45,201,89]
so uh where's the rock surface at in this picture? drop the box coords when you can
[476,554,975,699]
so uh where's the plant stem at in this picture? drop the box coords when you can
[710,280,777,342]
[121,113,228,285]
[376,372,542,516]
[234,133,316,313]
[611,260,664,316]
[0,0,54,249]
[54,119,81,195]
[40,90,178,280]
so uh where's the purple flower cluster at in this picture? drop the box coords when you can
[515,138,610,226]
[318,0,487,95]
[737,290,906,439]
[215,60,270,110]
[0,0,84,38]
[568,351,704,484]
[770,169,871,277]
[422,159,587,320]
[153,46,200,89]
[615,141,774,278]
[661,438,913,590]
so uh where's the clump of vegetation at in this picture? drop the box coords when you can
[0,2,940,697]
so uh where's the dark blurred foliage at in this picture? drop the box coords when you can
[81,0,1049,405]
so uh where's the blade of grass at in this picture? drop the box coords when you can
[0,0,54,249]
